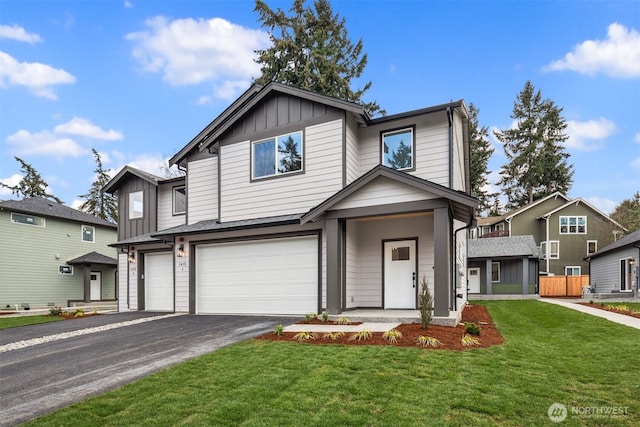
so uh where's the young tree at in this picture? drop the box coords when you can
[254,0,384,116]
[0,156,63,203]
[468,103,495,214]
[78,149,118,223]
[386,139,412,170]
[610,192,640,232]
[494,81,573,211]
[278,135,302,173]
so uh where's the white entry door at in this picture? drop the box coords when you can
[468,268,480,293]
[90,272,101,300]
[384,240,416,309]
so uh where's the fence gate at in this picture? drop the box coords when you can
[539,275,589,297]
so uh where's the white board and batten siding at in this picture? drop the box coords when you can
[345,117,360,185]
[332,176,436,211]
[451,110,467,192]
[174,243,190,312]
[187,157,218,225]
[118,253,129,311]
[157,182,186,230]
[128,256,138,310]
[219,119,344,222]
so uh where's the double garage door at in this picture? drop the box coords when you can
[196,236,318,315]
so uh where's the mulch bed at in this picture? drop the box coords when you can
[577,302,640,319]
[257,304,504,351]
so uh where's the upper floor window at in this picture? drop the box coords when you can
[565,266,581,276]
[541,241,559,259]
[11,212,45,227]
[381,127,414,170]
[252,131,303,179]
[587,240,597,256]
[173,186,186,215]
[81,225,95,243]
[129,191,143,219]
[559,216,586,234]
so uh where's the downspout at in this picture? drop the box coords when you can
[544,215,550,274]
[453,214,476,312]
[447,107,453,189]
[634,244,640,296]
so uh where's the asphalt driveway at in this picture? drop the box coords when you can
[0,312,293,426]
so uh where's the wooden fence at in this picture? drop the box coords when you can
[539,275,589,297]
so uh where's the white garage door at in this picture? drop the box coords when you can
[196,236,318,315]
[145,252,174,311]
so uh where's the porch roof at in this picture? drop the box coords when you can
[67,251,117,266]
[301,165,477,224]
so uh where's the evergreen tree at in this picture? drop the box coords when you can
[386,139,412,169]
[278,135,302,173]
[610,192,640,232]
[494,81,573,210]
[254,0,384,116]
[0,156,63,203]
[78,149,118,223]
[468,103,495,214]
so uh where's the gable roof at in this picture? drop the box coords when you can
[586,229,640,260]
[67,251,117,266]
[477,192,570,225]
[301,165,477,224]
[468,235,541,259]
[0,197,116,228]
[102,165,164,195]
[536,197,626,230]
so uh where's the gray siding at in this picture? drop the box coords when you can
[118,253,128,311]
[116,177,158,240]
[158,181,186,230]
[0,210,117,307]
[187,157,218,224]
[468,258,538,295]
[345,114,359,185]
[590,246,637,292]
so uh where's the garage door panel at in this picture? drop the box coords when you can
[145,252,173,311]
[196,236,318,315]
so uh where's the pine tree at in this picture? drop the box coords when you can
[468,103,495,214]
[0,156,63,203]
[254,0,384,116]
[494,81,573,210]
[78,149,118,223]
[386,139,412,169]
[610,192,640,232]
[278,135,302,173]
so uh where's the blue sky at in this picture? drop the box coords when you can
[1,0,639,214]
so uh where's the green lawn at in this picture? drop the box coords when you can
[0,315,63,330]
[24,301,640,426]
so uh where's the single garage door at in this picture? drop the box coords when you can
[196,235,318,315]
[144,252,174,311]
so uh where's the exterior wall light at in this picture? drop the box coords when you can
[177,244,185,257]
[128,251,136,264]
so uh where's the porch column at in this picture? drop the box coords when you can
[433,207,450,317]
[522,257,529,295]
[326,218,342,314]
[83,266,91,302]
[485,259,493,295]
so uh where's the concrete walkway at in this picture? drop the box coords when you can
[540,299,640,330]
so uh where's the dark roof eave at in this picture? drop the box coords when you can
[150,215,303,239]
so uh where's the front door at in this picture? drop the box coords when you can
[468,267,481,293]
[384,240,417,309]
[90,272,101,300]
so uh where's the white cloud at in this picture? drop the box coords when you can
[124,1,133,8]
[125,153,168,177]
[0,24,42,44]
[126,16,269,99]
[631,158,640,168]
[586,197,618,214]
[0,51,75,99]
[197,95,213,105]
[543,23,640,78]
[6,130,85,157]
[565,118,616,151]
[635,133,640,143]
[0,173,23,197]
[214,79,251,101]
[54,117,123,140]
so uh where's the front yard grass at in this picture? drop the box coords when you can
[25,300,640,426]
[0,315,63,330]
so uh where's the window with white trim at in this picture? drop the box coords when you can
[565,266,581,276]
[541,241,559,259]
[252,131,303,179]
[81,225,95,243]
[381,127,414,170]
[11,212,45,227]
[491,262,500,282]
[587,240,597,256]
[59,265,73,275]
[129,191,143,219]
[559,216,586,234]
[173,186,186,215]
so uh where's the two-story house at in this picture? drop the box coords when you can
[472,193,625,277]
[104,83,477,325]
[0,197,118,309]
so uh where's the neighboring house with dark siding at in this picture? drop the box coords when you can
[586,229,640,295]
[104,82,477,326]
[0,197,118,309]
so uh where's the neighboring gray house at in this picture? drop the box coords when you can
[104,82,477,325]
[468,236,541,295]
[586,229,640,295]
[0,197,118,308]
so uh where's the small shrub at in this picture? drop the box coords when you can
[349,330,372,341]
[336,317,351,325]
[304,312,318,321]
[73,308,84,318]
[382,329,403,344]
[273,324,284,336]
[292,331,318,342]
[418,275,433,329]
[320,310,329,322]
[49,306,63,316]
[417,336,440,347]
[464,322,481,336]
[589,299,594,304]
[322,331,345,340]
[461,334,480,347]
